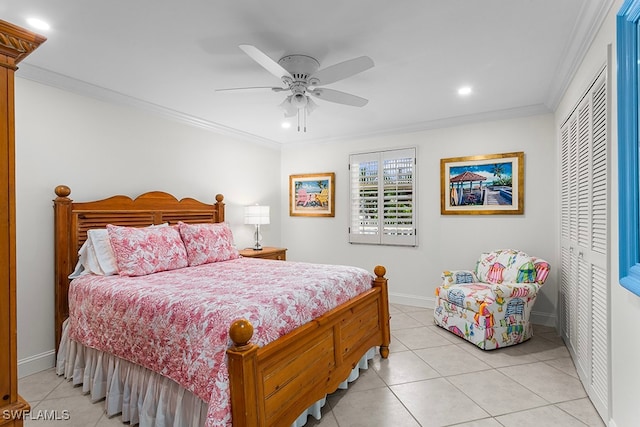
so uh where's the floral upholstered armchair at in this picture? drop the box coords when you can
[434,249,550,350]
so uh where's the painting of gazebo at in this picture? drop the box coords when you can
[441,152,524,215]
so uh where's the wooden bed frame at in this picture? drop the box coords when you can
[53,185,391,427]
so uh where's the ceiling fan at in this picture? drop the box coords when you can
[218,44,374,131]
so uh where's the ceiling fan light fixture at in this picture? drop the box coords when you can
[278,96,298,117]
[306,97,318,115]
[291,93,308,109]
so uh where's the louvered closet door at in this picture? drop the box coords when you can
[559,68,609,421]
[560,116,578,351]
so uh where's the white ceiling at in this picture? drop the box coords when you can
[2,0,611,146]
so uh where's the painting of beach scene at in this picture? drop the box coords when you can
[441,152,524,215]
[289,172,335,217]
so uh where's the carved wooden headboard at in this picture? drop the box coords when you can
[52,185,226,352]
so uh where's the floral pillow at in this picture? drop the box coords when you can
[107,224,188,276]
[178,222,240,266]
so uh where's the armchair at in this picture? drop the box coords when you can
[434,249,550,350]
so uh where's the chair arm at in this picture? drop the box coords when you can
[441,270,479,286]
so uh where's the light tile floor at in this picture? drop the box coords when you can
[18,303,605,426]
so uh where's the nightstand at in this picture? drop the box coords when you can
[239,247,287,261]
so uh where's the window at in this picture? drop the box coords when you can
[617,0,640,296]
[349,148,417,246]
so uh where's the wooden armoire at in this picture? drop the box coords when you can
[0,20,45,426]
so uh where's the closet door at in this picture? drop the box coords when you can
[559,69,609,421]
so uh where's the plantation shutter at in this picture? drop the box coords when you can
[349,151,381,244]
[349,148,417,246]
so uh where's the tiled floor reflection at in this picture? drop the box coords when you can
[19,304,605,426]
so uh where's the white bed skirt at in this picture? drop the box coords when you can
[56,319,374,426]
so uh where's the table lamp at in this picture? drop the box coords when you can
[244,205,270,250]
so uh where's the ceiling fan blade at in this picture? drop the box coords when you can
[308,88,368,107]
[239,44,292,79]
[311,56,374,86]
[215,86,287,92]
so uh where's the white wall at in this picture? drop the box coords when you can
[281,114,558,324]
[14,78,282,377]
[554,1,640,425]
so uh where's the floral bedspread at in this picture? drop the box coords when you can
[67,257,373,426]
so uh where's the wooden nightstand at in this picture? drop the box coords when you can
[239,247,287,261]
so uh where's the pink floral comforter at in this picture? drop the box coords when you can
[68,257,374,426]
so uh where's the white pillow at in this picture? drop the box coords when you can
[87,228,118,276]
[68,223,168,279]
[68,237,104,279]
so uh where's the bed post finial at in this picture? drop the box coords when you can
[55,185,71,198]
[215,193,225,222]
[229,318,254,350]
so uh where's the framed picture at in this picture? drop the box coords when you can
[441,152,524,215]
[289,172,335,217]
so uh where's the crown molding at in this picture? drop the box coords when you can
[545,0,616,110]
[15,63,282,150]
[283,104,552,147]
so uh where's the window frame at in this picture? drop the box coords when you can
[617,0,640,296]
[348,147,417,246]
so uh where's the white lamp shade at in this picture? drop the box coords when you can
[244,205,270,225]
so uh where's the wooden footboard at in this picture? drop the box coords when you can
[227,266,390,427]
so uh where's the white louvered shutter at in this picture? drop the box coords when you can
[349,152,381,244]
[350,148,416,246]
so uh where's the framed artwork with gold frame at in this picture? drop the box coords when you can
[289,172,335,217]
[441,152,524,215]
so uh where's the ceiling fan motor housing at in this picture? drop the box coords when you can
[278,55,320,81]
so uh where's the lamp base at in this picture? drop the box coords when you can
[252,225,263,251]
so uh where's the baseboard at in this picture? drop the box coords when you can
[18,350,55,378]
[388,292,434,309]
[530,310,557,328]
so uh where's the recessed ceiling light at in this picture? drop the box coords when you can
[281,121,291,129]
[458,86,472,96]
[26,18,50,31]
